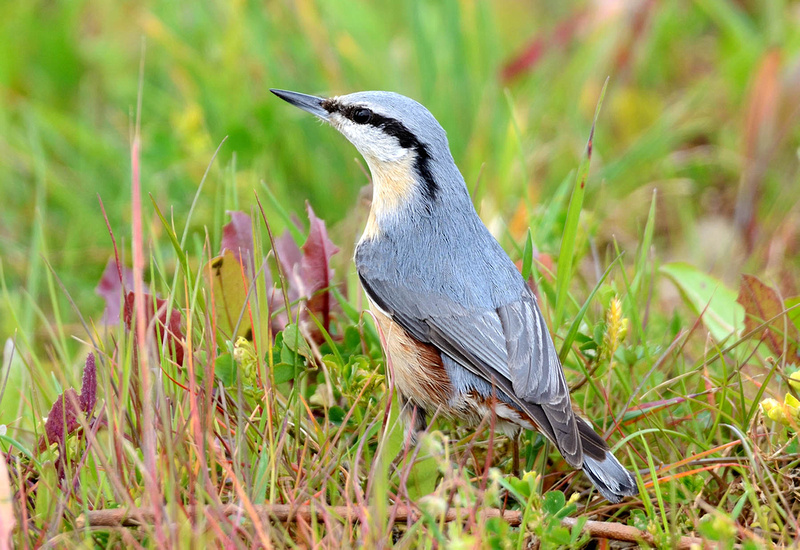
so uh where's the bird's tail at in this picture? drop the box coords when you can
[577,418,638,503]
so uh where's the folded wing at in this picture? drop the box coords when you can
[360,274,582,467]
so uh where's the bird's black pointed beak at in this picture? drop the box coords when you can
[270,89,329,120]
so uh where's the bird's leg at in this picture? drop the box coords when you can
[400,396,427,447]
[512,431,521,478]
[389,398,429,477]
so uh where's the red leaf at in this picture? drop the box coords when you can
[42,353,97,449]
[273,204,340,334]
[95,258,143,325]
[123,292,185,366]
[301,203,340,297]
[736,274,800,361]
[299,204,340,331]
[221,211,255,273]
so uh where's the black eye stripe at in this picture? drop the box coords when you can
[366,113,438,203]
[321,100,373,124]
[319,98,438,203]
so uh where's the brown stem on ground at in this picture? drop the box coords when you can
[77,504,706,548]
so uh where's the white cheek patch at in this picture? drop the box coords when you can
[336,118,408,163]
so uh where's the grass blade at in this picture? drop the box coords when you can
[554,77,609,327]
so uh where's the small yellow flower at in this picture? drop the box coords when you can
[761,398,779,415]
[602,297,628,365]
[760,396,799,426]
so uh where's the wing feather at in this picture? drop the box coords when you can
[360,273,583,467]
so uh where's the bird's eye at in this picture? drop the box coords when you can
[352,108,373,124]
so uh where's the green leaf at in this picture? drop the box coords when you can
[542,490,565,515]
[280,342,295,365]
[404,448,440,500]
[269,332,284,364]
[282,323,312,358]
[547,526,572,545]
[328,405,345,425]
[272,363,295,384]
[214,353,237,387]
[343,326,362,352]
[207,250,252,340]
[485,517,510,550]
[504,475,532,502]
[557,501,577,520]
[660,262,743,343]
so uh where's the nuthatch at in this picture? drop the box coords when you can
[272,89,638,503]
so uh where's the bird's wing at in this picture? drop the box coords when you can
[359,274,582,467]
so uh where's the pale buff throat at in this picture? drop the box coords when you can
[362,153,418,240]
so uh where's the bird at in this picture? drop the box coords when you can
[271,88,638,503]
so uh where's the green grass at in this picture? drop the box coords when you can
[2,0,800,547]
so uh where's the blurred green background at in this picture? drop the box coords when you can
[2,0,799,346]
[2,4,800,544]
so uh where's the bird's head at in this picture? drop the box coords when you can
[271,89,467,229]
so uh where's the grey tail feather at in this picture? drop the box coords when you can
[577,418,638,503]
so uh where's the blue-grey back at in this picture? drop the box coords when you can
[355,185,528,312]
[344,91,527,310]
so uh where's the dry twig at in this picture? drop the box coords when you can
[78,503,706,548]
